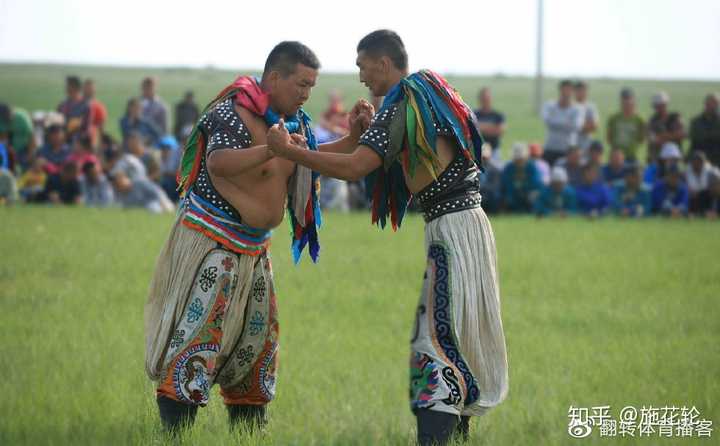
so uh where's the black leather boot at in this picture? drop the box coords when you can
[156,395,198,435]
[415,408,460,446]
[226,404,267,432]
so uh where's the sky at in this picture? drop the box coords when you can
[0,0,719,80]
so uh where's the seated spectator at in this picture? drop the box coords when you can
[585,140,604,170]
[158,136,181,201]
[479,145,503,214]
[111,170,174,213]
[690,93,720,167]
[107,147,147,181]
[533,166,576,217]
[127,132,161,179]
[120,98,161,148]
[0,133,15,172]
[646,141,683,185]
[606,88,646,163]
[613,165,651,218]
[651,165,688,218]
[529,143,550,185]
[602,148,628,188]
[57,75,90,141]
[542,80,583,166]
[696,170,720,219]
[18,157,47,202]
[41,162,82,205]
[36,124,71,175]
[0,167,18,205]
[574,80,599,152]
[174,91,200,141]
[67,135,100,174]
[474,87,506,158]
[556,146,584,187]
[501,143,542,212]
[80,161,114,207]
[686,151,715,215]
[575,164,612,218]
[648,92,685,162]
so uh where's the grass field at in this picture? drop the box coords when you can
[0,207,718,445]
[1,63,719,161]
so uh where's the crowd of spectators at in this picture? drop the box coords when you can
[1,75,719,221]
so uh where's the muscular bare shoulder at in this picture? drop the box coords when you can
[236,105,268,146]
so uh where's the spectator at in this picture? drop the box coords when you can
[158,136,181,201]
[534,166,577,217]
[67,135,100,174]
[127,132,160,178]
[36,124,71,175]
[648,92,685,162]
[585,140,604,170]
[542,79,583,165]
[606,88,646,163]
[696,170,720,219]
[501,142,542,212]
[57,75,90,141]
[79,161,114,207]
[0,132,14,172]
[689,93,720,167]
[613,165,651,217]
[602,148,628,188]
[479,144,503,214]
[651,165,688,218]
[83,78,108,144]
[686,151,714,215]
[573,80,599,152]
[111,170,174,213]
[42,162,82,205]
[107,146,147,181]
[645,141,682,185]
[18,157,47,202]
[473,87,506,158]
[575,164,612,218]
[0,103,35,170]
[529,143,550,185]
[556,146,584,187]
[140,77,169,135]
[174,91,199,141]
[120,98,161,148]
[0,167,18,205]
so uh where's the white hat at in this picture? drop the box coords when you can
[512,142,529,160]
[652,91,669,106]
[550,166,568,183]
[660,142,682,160]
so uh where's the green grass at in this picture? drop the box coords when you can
[0,207,718,445]
[1,63,719,161]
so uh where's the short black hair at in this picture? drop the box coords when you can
[357,29,408,71]
[66,76,82,89]
[262,41,320,79]
[574,80,587,89]
[559,79,573,89]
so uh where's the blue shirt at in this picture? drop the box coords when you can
[651,181,689,215]
[575,181,612,214]
[501,160,542,211]
[613,183,651,217]
[534,184,577,216]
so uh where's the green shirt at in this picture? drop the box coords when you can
[607,112,646,160]
[0,108,33,153]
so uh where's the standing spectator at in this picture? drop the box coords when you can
[556,146,584,187]
[111,170,174,213]
[534,166,576,217]
[686,151,714,214]
[479,145,503,214]
[80,161,114,207]
[41,162,82,205]
[648,92,685,162]
[140,77,169,135]
[36,125,71,175]
[613,165,651,217]
[602,148,628,188]
[0,103,35,170]
[83,78,108,145]
[174,91,199,141]
[501,143,542,212]
[529,143,550,185]
[0,167,18,205]
[120,98,161,148]
[606,88,646,163]
[473,87,506,158]
[542,79,583,165]
[651,165,688,217]
[689,93,720,167]
[575,164,612,218]
[573,80,599,152]
[18,157,47,202]
[57,75,90,141]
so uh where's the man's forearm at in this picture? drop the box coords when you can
[319,133,361,154]
[283,145,367,181]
